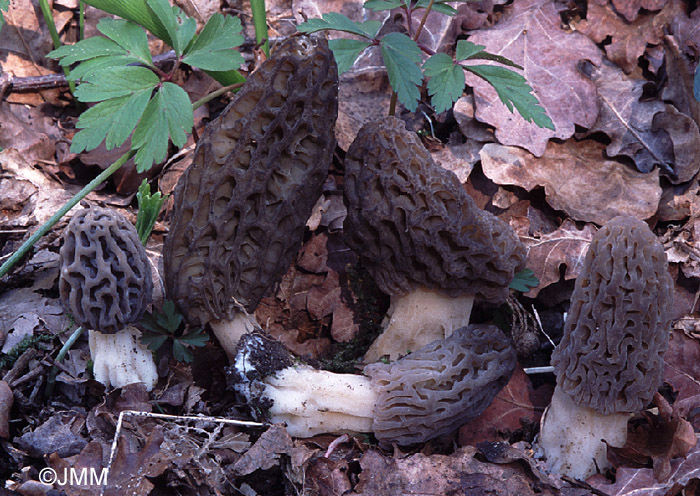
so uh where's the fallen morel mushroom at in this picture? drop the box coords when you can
[344,116,526,362]
[538,216,673,480]
[59,207,158,391]
[164,35,339,359]
[228,325,516,447]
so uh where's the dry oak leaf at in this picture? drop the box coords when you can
[463,0,602,157]
[522,219,596,298]
[351,446,560,496]
[458,367,553,446]
[578,60,672,175]
[664,328,700,428]
[480,140,661,225]
[651,106,700,184]
[601,0,669,22]
[590,434,700,496]
[576,0,684,74]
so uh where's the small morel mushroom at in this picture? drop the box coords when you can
[59,207,158,391]
[228,325,516,446]
[538,216,673,480]
[164,35,338,360]
[343,116,526,362]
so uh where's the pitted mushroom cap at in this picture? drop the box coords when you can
[364,324,516,446]
[344,117,526,303]
[551,216,673,415]
[164,35,338,326]
[59,207,153,334]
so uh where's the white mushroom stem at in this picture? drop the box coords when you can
[538,385,630,480]
[88,326,158,391]
[242,364,377,437]
[209,312,258,361]
[363,287,474,363]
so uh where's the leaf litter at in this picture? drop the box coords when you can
[3,0,700,494]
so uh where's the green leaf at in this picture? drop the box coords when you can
[297,12,382,39]
[380,32,423,112]
[82,0,172,45]
[363,0,402,10]
[135,179,167,245]
[172,340,194,363]
[456,40,523,69]
[181,14,244,71]
[145,0,195,54]
[49,36,126,66]
[0,0,8,32]
[329,38,372,75]
[509,268,539,293]
[464,64,554,130]
[177,327,209,347]
[415,0,457,15]
[131,82,193,171]
[74,65,158,101]
[141,333,168,351]
[423,53,465,114]
[97,18,154,67]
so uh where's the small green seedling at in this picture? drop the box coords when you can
[135,179,167,245]
[141,300,209,363]
[509,268,539,293]
[298,1,554,129]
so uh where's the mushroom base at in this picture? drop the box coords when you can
[363,288,474,363]
[210,312,258,361]
[263,365,376,437]
[88,327,158,391]
[538,385,630,480]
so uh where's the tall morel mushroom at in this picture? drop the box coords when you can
[344,117,526,362]
[59,207,158,390]
[228,325,516,447]
[538,216,673,480]
[164,35,338,359]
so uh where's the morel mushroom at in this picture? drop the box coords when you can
[538,216,673,480]
[59,207,158,391]
[164,35,339,359]
[228,325,516,446]
[344,117,526,362]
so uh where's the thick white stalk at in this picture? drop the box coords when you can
[538,385,630,480]
[89,326,158,391]
[264,365,377,437]
[364,287,474,363]
[210,312,258,361]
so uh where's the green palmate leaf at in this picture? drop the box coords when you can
[181,13,244,71]
[172,340,193,362]
[509,268,539,293]
[456,40,522,69]
[74,65,158,101]
[297,12,382,39]
[0,0,8,32]
[464,64,554,130]
[380,32,423,112]
[131,82,193,171]
[364,0,457,14]
[423,53,465,113]
[97,18,153,66]
[82,0,171,44]
[329,38,372,74]
[363,0,402,10]
[141,332,168,350]
[145,0,194,54]
[135,179,167,245]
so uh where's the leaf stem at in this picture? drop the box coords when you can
[413,0,435,41]
[250,0,270,58]
[38,0,77,97]
[0,150,136,278]
[45,326,84,397]
[192,82,244,109]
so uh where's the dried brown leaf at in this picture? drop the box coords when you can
[46,441,105,496]
[458,367,553,446]
[0,381,12,438]
[651,106,700,184]
[606,0,669,22]
[579,60,672,175]
[104,428,170,496]
[590,435,700,496]
[233,425,295,475]
[664,329,700,429]
[576,1,682,73]
[522,220,597,298]
[463,0,602,156]
[480,140,661,224]
[352,446,560,496]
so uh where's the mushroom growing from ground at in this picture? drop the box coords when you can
[538,216,673,480]
[59,207,158,391]
[343,117,526,362]
[228,324,516,446]
[164,35,338,360]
